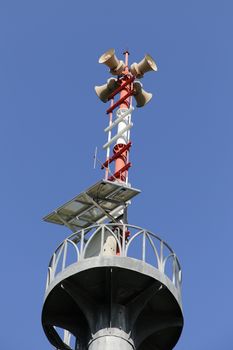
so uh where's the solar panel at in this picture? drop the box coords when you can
[43,180,141,230]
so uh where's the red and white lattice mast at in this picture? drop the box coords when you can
[96,49,155,187]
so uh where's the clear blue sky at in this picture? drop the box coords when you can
[1,1,232,349]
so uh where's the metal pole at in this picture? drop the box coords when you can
[113,51,132,183]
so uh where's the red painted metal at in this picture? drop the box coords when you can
[101,142,132,169]
[107,76,135,101]
[108,162,132,181]
[103,51,133,184]
[106,90,133,114]
[125,230,130,239]
[113,51,132,181]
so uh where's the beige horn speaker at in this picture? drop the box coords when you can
[98,48,125,75]
[130,54,158,78]
[133,81,152,107]
[94,78,119,103]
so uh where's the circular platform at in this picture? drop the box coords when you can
[42,224,183,350]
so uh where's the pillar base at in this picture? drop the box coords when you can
[88,328,134,350]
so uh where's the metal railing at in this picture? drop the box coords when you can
[46,224,182,292]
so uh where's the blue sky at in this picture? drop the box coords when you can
[1,1,233,349]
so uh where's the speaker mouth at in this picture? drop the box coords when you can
[133,81,153,107]
[145,54,158,71]
[99,48,115,64]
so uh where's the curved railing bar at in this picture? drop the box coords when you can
[162,252,175,271]
[49,238,68,268]
[53,242,66,276]
[62,240,67,271]
[172,255,182,287]
[49,251,57,269]
[48,253,55,269]
[161,253,176,285]
[125,229,145,255]
[82,225,103,258]
[163,253,182,289]
[178,267,182,284]
[60,239,80,271]
[174,253,182,274]
[67,224,176,255]
[46,224,182,291]
[145,231,174,254]
[66,239,80,261]
[46,266,53,288]
[160,240,164,265]
[145,232,161,269]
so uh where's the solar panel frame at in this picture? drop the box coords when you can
[43,180,141,230]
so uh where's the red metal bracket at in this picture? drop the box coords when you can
[107,76,135,101]
[108,162,132,181]
[101,142,132,169]
[106,90,134,114]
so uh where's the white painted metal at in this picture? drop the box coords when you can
[106,106,113,174]
[115,108,132,145]
[103,122,133,149]
[104,107,134,132]
[125,100,133,184]
[93,147,97,169]
[103,105,133,185]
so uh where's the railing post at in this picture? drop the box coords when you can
[142,230,146,262]
[172,255,176,285]
[174,256,181,290]
[80,229,84,259]
[122,224,126,256]
[46,267,52,289]
[50,253,56,281]
[178,269,182,293]
[62,240,68,271]
[160,241,164,272]
[100,224,105,255]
